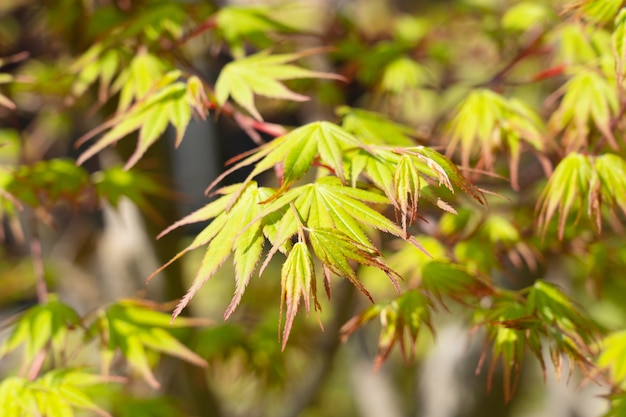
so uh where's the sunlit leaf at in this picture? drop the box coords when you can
[151,182,276,320]
[537,153,592,239]
[309,227,400,301]
[279,241,317,349]
[338,106,415,146]
[446,89,545,189]
[501,2,556,32]
[87,299,207,389]
[77,71,193,168]
[477,282,599,401]
[598,330,626,386]
[538,152,626,237]
[112,51,169,113]
[208,121,362,196]
[215,6,297,58]
[0,370,112,417]
[612,8,626,84]
[214,50,344,121]
[0,294,81,366]
[567,0,623,24]
[548,68,618,151]
[379,56,428,94]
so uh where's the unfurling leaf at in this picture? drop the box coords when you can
[340,290,433,370]
[214,50,344,120]
[446,89,545,190]
[548,68,618,151]
[538,153,626,237]
[537,153,592,239]
[476,281,599,401]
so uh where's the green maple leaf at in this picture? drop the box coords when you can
[600,330,626,386]
[87,299,207,389]
[208,121,362,201]
[214,50,344,120]
[151,182,277,321]
[0,294,81,366]
[77,70,193,169]
[215,6,297,58]
[446,89,545,189]
[279,241,318,349]
[0,370,112,417]
[92,165,173,223]
[338,106,416,146]
[340,290,433,370]
[548,68,618,151]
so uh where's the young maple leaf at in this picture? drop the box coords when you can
[214,49,345,121]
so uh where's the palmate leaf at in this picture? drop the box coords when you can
[87,300,207,389]
[256,176,418,249]
[209,121,362,198]
[151,182,277,320]
[112,52,169,113]
[477,281,599,401]
[214,5,297,59]
[0,370,112,417]
[214,50,344,121]
[537,152,592,239]
[77,70,193,169]
[420,261,493,305]
[70,43,124,102]
[548,68,618,151]
[338,106,415,146]
[7,159,92,208]
[309,227,400,302]
[340,290,434,370]
[478,293,532,401]
[446,89,545,190]
[594,153,626,222]
[91,165,173,223]
[538,153,626,237]
[379,56,429,94]
[348,145,485,227]
[0,294,81,366]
